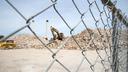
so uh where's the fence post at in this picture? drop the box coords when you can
[126,28,128,72]
[112,13,119,72]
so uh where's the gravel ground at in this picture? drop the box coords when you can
[0,49,111,72]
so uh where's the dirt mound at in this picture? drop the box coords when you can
[65,28,111,50]
[12,29,111,50]
[13,34,47,49]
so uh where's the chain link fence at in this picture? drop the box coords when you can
[1,0,128,72]
[111,6,128,72]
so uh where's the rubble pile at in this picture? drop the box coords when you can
[13,34,47,49]
[13,29,112,50]
[65,28,111,50]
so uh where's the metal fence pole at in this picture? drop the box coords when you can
[126,28,128,72]
[112,14,118,72]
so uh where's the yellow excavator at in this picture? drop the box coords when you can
[0,35,16,49]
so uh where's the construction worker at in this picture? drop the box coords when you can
[50,26,64,40]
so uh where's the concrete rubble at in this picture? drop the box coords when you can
[13,29,112,50]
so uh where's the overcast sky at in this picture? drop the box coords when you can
[0,0,128,38]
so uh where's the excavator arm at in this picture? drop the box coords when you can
[50,26,64,40]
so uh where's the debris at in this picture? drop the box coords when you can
[11,29,111,50]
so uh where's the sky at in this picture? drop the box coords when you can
[0,0,128,39]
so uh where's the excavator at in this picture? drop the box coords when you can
[46,26,64,46]
[0,35,16,49]
[50,26,64,41]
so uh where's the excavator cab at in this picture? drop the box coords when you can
[58,33,64,40]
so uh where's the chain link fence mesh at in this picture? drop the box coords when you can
[0,0,128,72]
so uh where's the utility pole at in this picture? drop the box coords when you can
[45,20,49,40]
